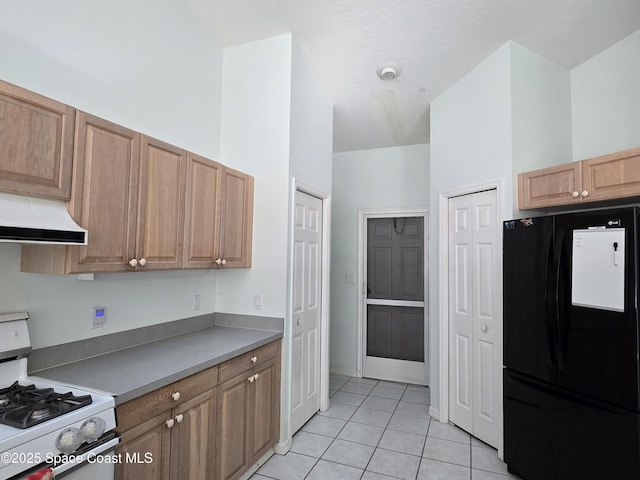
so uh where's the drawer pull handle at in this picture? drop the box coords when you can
[251,356,257,363]
[175,414,184,423]
[248,375,256,383]
[166,418,175,428]
[172,392,181,401]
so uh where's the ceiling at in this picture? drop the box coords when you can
[182,0,640,153]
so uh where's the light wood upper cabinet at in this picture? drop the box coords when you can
[183,153,222,269]
[18,103,252,274]
[581,147,640,202]
[21,112,140,274]
[518,147,640,209]
[21,114,188,273]
[0,80,75,200]
[518,162,582,209]
[137,136,186,271]
[218,167,254,269]
[183,159,254,270]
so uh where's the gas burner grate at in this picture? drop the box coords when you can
[0,381,92,429]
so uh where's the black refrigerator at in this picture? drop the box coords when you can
[503,207,640,480]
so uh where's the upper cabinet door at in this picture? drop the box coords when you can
[0,80,75,200]
[137,136,187,270]
[581,148,640,202]
[69,112,140,273]
[219,167,254,269]
[518,162,582,209]
[183,153,222,269]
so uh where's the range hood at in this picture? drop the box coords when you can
[0,192,87,245]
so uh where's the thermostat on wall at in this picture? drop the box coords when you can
[91,307,106,328]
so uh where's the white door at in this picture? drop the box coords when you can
[363,214,428,385]
[448,189,499,448]
[291,190,322,433]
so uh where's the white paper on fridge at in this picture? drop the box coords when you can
[572,228,625,312]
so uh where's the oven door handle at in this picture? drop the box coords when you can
[50,437,119,477]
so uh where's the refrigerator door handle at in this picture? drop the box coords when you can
[552,230,566,370]
[543,229,556,369]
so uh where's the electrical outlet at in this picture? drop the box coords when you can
[192,294,201,311]
[91,307,106,329]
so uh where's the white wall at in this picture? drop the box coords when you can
[330,144,430,375]
[289,39,333,193]
[217,34,293,318]
[0,0,224,348]
[571,29,640,160]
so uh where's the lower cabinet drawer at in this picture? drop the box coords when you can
[219,341,279,383]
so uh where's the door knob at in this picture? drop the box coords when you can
[172,392,181,401]
[248,375,256,383]
[297,318,302,325]
[581,191,589,197]
[139,258,147,266]
[175,414,184,423]
[165,419,174,428]
[481,324,488,333]
[571,191,579,198]
[129,259,138,267]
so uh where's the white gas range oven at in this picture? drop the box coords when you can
[0,313,118,480]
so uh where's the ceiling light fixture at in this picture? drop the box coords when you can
[377,66,400,81]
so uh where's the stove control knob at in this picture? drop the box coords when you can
[80,417,106,443]
[56,427,83,454]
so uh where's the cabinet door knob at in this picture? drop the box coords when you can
[139,258,147,266]
[251,356,257,363]
[129,258,138,267]
[175,414,184,423]
[172,392,181,401]
[215,258,222,265]
[248,375,256,383]
[254,373,259,381]
[166,418,175,428]
[571,191,579,198]
[581,190,589,197]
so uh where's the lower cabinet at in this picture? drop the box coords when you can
[217,342,281,480]
[115,340,281,480]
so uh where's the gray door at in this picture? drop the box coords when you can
[364,216,427,384]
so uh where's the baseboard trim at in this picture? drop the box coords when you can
[274,438,292,455]
[429,406,441,422]
[330,367,357,377]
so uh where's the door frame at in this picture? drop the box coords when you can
[277,178,331,454]
[357,206,429,383]
[436,179,504,457]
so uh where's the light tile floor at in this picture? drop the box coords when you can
[252,375,521,480]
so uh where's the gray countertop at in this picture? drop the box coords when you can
[28,313,283,405]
